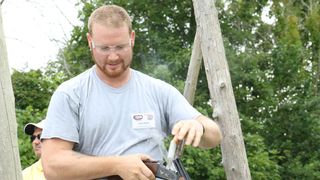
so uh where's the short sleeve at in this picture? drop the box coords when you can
[161,83,201,131]
[41,90,80,143]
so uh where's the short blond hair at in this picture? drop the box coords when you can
[88,5,132,35]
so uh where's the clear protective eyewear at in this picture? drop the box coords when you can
[91,40,132,55]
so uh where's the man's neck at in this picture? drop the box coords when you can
[96,68,131,88]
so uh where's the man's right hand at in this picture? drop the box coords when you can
[114,154,155,180]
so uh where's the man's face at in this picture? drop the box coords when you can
[31,127,42,158]
[87,23,135,79]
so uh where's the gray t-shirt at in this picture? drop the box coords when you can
[42,66,200,160]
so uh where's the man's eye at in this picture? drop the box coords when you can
[115,45,125,50]
[100,46,110,51]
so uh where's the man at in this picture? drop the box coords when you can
[22,120,46,180]
[41,4,222,180]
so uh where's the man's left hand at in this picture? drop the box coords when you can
[171,119,204,147]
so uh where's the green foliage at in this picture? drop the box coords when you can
[11,69,55,110]
[282,156,320,179]
[245,133,281,180]
[181,147,225,179]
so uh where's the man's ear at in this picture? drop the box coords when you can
[86,32,92,51]
[131,31,135,47]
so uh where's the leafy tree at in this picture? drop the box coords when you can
[11,69,56,110]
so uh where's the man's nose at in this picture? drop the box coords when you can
[33,138,41,144]
[108,51,119,60]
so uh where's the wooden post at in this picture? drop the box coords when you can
[183,31,202,105]
[0,5,23,179]
[192,0,251,179]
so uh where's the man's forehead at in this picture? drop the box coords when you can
[90,24,131,41]
[91,22,129,32]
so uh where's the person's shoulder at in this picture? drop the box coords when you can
[22,165,32,173]
[22,160,44,180]
[22,159,41,170]
[22,162,35,176]
[132,69,179,97]
[56,67,94,92]
[133,69,170,87]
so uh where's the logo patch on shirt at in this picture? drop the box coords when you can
[133,115,143,120]
[131,112,155,129]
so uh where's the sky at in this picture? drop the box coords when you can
[2,0,82,71]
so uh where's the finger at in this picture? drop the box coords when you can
[137,173,149,180]
[137,160,155,180]
[191,120,204,147]
[171,121,184,135]
[176,122,189,141]
[185,126,196,145]
[141,166,155,180]
[192,126,203,147]
[138,154,155,179]
[139,154,152,161]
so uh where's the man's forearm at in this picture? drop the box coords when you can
[41,139,120,180]
[42,149,120,180]
[196,115,222,148]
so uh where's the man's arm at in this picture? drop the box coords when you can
[41,138,155,180]
[172,115,222,148]
[195,115,222,148]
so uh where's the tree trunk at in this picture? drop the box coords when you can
[0,5,23,179]
[192,1,251,179]
[183,31,202,105]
